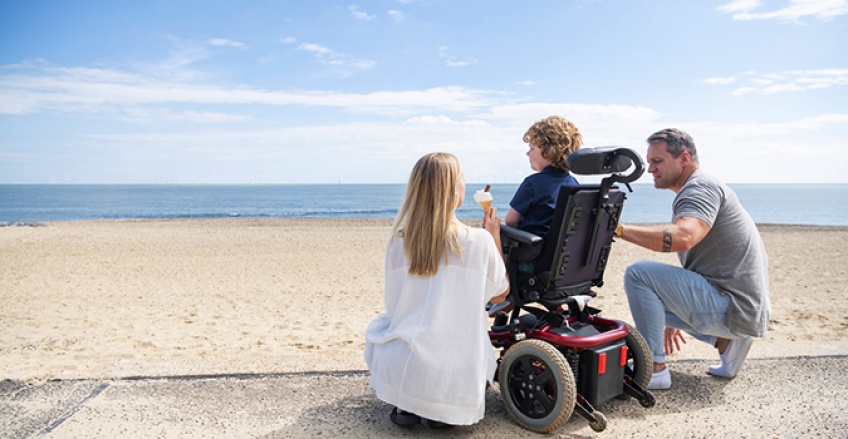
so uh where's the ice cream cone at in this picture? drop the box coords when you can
[474,186,493,211]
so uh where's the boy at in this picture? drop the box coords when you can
[505,115,583,237]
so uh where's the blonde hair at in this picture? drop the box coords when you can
[523,115,583,171]
[391,152,465,276]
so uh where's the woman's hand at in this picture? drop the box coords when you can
[489,289,509,305]
[483,207,510,301]
[483,207,501,238]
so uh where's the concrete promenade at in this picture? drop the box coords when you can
[2,356,846,438]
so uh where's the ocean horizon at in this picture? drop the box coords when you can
[1,183,847,226]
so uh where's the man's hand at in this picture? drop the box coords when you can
[664,327,686,355]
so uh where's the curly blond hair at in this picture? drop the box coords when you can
[523,116,583,171]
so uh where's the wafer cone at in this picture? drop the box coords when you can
[474,185,493,211]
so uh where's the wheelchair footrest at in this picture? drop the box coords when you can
[549,321,602,337]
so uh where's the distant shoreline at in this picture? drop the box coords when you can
[3,217,847,231]
[3,184,846,226]
[2,182,847,186]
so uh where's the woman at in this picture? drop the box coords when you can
[364,152,509,428]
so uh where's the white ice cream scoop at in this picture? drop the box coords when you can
[474,185,493,209]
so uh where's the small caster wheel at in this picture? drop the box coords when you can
[588,411,607,432]
[640,389,657,408]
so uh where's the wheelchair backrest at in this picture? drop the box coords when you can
[534,184,625,297]
[534,147,643,299]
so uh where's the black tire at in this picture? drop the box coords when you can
[623,323,653,391]
[498,339,576,433]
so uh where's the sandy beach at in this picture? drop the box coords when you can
[2,219,847,436]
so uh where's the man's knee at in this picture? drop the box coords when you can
[624,260,654,291]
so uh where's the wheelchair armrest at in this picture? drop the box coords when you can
[501,224,544,263]
[500,224,544,247]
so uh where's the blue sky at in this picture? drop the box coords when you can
[1,0,847,184]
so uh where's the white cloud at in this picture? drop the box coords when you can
[702,76,736,85]
[155,39,213,75]
[122,107,252,124]
[445,58,478,67]
[281,37,297,44]
[717,0,763,14]
[404,115,490,126]
[731,86,757,96]
[2,58,845,184]
[387,10,406,22]
[673,114,848,183]
[296,42,376,76]
[718,0,848,22]
[27,105,845,184]
[518,80,536,86]
[438,46,478,68]
[208,38,248,49]
[349,5,376,21]
[0,61,678,183]
[706,69,848,95]
[299,43,334,57]
[484,103,662,125]
[0,62,499,116]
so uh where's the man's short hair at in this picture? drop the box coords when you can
[647,128,699,164]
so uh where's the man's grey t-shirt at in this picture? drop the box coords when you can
[673,170,771,337]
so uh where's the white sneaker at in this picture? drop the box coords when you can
[647,367,671,390]
[708,336,754,379]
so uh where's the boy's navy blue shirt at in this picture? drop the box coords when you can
[509,166,578,237]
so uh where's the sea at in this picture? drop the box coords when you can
[1,184,847,226]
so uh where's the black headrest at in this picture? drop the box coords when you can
[566,146,645,184]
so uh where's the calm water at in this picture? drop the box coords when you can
[1,184,846,226]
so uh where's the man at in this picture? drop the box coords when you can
[615,128,770,390]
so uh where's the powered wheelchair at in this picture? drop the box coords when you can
[488,146,656,433]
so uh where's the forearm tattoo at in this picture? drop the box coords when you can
[661,227,672,252]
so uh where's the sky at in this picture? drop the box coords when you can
[1,0,847,185]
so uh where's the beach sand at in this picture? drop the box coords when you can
[2,219,847,435]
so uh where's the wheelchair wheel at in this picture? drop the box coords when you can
[623,323,653,392]
[498,339,576,433]
[588,410,608,432]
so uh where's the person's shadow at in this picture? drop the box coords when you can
[259,363,731,438]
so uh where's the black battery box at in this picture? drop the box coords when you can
[578,339,626,407]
